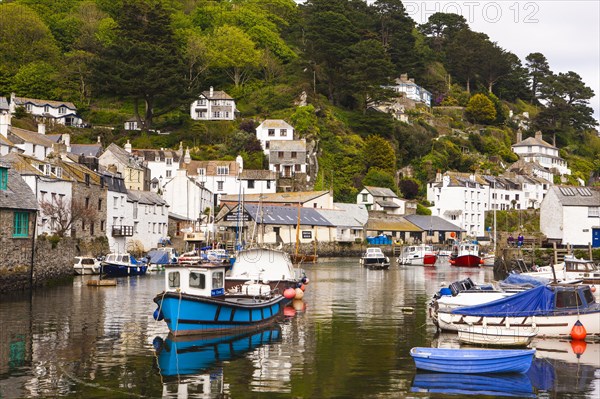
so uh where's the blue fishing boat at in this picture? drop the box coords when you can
[154,326,281,377]
[411,372,535,397]
[410,347,535,373]
[101,252,148,276]
[153,263,285,336]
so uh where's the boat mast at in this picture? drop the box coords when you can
[295,201,301,259]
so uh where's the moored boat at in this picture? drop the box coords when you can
[359,247,390,270]
[410,347,535,373]
[449,241,483,267]
[439,284,600,337]
[226,247,307,293]
[153,262,286,336]
[101,253,148,277]
[397,244,438,266]
[521,256,600,285]
[73,256,101,275]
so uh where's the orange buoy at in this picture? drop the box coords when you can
[284,287,296,299]
[591,286,597,293]
[300,284,306,291]
[294,287,304,300]
[570,320,587,340]
[571,339,587,357]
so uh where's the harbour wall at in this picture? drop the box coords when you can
[0,237,76,294]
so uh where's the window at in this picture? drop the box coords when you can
[100,220,105,231]
[85,197,90,208]
[280,129,287,137]
[291,151,297,158]
[59,106,66,114]
[26,104,32,111]
[189,272,206,288]
[0,167,7,190]
[362,194,368,202]
[265,142,270,149]
[213,111,221,118]
[13,212,29,237]
[267,180,271,189]
[589,207,600,218]
[268,129,275,137]
[168,271,180,288]
[113,197,118,209]
[134,221,139,233]
[217,181,224,191]
[278,151,284,158]
[248,180,255,189]
[44,105,50,113]
[98,198,102,210]
[133,202,138,219]
[212,271,224,289]
[196,111,206,119]
[295,164,301,172]
[166,158,173,166]
[197,168,206,176]
[166,170,172,178]
[217,166,229,175]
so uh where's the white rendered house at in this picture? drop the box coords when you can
[124,190,170,252]
[162,169,213,222]
[540,186,600,246]
[10,93,83,126]
[256,119,295,155]
[190,87,236,121]
[356,186,409,215]
[386,74,432,106]
[512,131,571,176]
[427,172,488,237]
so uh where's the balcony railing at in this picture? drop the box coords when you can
[112,225,134,237]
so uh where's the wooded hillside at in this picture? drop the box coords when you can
[1,0,599,203]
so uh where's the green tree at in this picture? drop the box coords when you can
[0,3,60,71]
[535,71,597,133]
[465,94,496,124]
[362,167,397,192]
[92,0,190,129]
[398,178,420,199]
[363,135,396,175]
[207,25,261,87]
[525,52,551,103]
[343,39,395,111]
[418,12,468,53]
[445,29,489,92]
[11,62,59,99]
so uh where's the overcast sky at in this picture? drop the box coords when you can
[405,0,600,123]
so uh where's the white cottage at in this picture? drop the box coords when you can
[540,186,600,247]
[357,186,414,215]
[386,74,432,107]
[512,131,571,176]
[256,119,295,155]
[9,93,83,126]
[190,87,236,121]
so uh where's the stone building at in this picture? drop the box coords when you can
[0,161,38,290]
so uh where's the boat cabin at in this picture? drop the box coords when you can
[364,247,385,258]
[554,285,597,309]
[165,264,225,297]
[452,242,479,256]
[565,258,600,274]
[105,253,135,264]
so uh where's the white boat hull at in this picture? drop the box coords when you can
[437,310,600,338]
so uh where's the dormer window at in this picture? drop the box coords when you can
[197,168,206,176]
[166,158,173,166]
[44,105,50,113]
[59,106,66,114]
[155,155,160,162]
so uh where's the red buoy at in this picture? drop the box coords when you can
[571,320,587,340]
[284,287,296,299]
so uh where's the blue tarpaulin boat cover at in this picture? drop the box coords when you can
[452,285,556,317]
[502,274,549,287]
[147,250,170,265]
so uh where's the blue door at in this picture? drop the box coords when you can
[593,228,600,248]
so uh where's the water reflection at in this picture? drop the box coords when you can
[0,260,598,398]
[155,326,281,398]
[411,371,536,397]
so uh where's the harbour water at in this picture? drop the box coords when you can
[1,258,599,398]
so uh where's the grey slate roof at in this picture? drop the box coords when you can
[364,186,398,198]
[550,186,600,207]
[71,143,103,157]
[269,140,306,151]
[404,214,464,232]
[375,199,400,208]
[239,169,277,180]
[0,163,38,211]
[244,204,333,226]
[512,136,556,149]
[104,143,145,170]
[334,203,369,225]
[316,208,364,228]
[127,190,168,205]
[132,148,181,163]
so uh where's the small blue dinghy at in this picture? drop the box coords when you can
[410,347,535,374]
